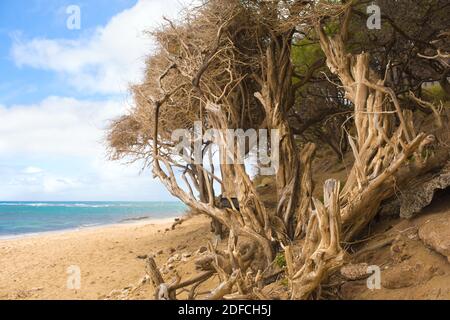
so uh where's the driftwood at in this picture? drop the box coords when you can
[146,256,173,300]
[206,270,240,300]
[146,256,215,300]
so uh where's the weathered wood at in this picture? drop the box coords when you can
[145,256,170,300]
[146,257,164,287]
[290,179,344,300]
[316,19,437,242]
[112,1,448,301]
[206,270,240,300]
[171,271,214,291]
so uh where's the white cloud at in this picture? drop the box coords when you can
[22,166,44,174]
[42,176,81,193]
[11,0,183,94]
[0,1,186,201]
[0,96,174,200]
[0,87,231,199]
[0,96,124,157]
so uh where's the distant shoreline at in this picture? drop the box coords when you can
[0,215,180,241]
[0,201,186,240]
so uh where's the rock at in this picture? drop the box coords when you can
[167,264,174,270]
[181,252,192,262]
[379,161,450,218]
[419,216,450,262]
[340,263,370,280]
[159,267,168,275]
[168,247,176,254]
[137,254,148,260]
[177,244,187,250]
[139,275,150,285]
[157,250,164,255]
[400,163,450,218]
[198,246,208,254]
[167,254,181,264]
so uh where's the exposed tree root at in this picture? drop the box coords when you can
[108,0,448,300]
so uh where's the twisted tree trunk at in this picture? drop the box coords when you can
[254,33,314,241]
[317,23,431,241]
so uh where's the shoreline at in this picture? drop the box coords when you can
[0,214,210,300]
[0,215,180,242]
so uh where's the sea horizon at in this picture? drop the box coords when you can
[0,201,187,238]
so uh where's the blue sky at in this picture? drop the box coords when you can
[0,0,138,104]
[0,0,184,201]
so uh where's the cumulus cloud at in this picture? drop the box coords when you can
[9,170,81,194]
[11,0,183,94]
[0,96,170,200]
[0,1,185,200]
[0,96,124,157]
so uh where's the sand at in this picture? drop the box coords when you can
[0,215,211,300]
[2,198,449,300]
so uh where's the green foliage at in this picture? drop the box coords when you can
[423,84,449,103]
[275,252,287,268]
[291,39,324,75]
[291,38,325,94]
[323,21,340,36]
[280,277,289,287]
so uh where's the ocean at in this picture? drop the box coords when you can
[0,201,186,238]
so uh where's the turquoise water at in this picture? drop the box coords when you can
[0,202,186,238]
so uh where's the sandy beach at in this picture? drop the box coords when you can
[0,215,211,300]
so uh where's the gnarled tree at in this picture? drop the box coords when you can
[108,0,448,300]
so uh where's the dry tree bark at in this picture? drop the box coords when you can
[287,179,344,300]
[109,0,448,301]
[146,256,216,300]
[146,256,173,300]
[253,29,320,245]
[316,19,431,241]
[112,2,349,300]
